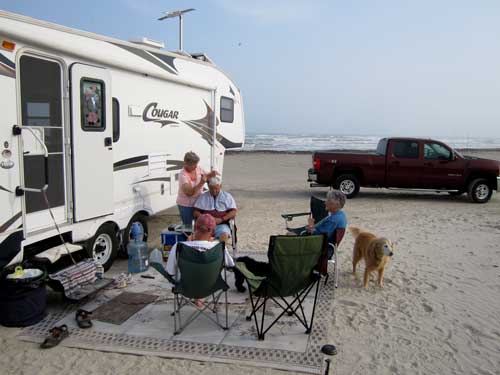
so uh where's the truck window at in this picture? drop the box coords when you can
[393,141,419,159]
[424,142,451,160]
[376,139,388,155]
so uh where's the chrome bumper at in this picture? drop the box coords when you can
[307,168,317,182]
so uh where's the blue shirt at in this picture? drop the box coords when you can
[312,210,347,240]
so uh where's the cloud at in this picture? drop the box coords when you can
[212,0,321,22]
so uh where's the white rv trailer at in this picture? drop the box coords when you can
[0,10,245,271]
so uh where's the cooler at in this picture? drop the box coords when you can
[160,230,188,260]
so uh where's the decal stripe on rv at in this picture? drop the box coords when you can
[112,43,178,75]
[0,211,22,233]
[0,52,15,78]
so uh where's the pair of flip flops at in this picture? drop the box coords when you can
[39,309,92,349]
[40,324,69,349]
[75,309,93,329]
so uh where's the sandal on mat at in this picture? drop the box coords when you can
[40,324,69,349]
[75,309,93,329]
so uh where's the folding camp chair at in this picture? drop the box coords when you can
[229,218,238,256]
[281,195,346,288]
[150,242,229,335]
[235,234,327,340]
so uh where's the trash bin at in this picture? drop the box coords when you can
[0,267,47,327]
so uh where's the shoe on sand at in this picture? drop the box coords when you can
[40,324,69,349]
[75,309,93,329]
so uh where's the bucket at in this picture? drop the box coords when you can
[0,266,47,327]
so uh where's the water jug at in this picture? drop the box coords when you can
[127,223,149,273]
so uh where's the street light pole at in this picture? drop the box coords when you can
[158,8,195,52]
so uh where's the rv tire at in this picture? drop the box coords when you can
[88,224,118,271]
[120,214,149,258]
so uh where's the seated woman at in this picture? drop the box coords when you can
[234,190,347,292]
[288,190,347,239]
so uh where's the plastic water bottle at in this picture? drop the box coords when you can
[127,223,149,273]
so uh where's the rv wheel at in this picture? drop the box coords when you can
[89,224,118,271]
[119,214,149,258]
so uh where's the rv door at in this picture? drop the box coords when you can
[70,64,113,221]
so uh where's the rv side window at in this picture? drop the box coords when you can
[112,98,120,142]
[81,79,105,131]
[220,96,234,123]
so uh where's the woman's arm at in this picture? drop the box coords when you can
[180,174,207,197]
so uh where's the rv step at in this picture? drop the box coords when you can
[35,243,83,264]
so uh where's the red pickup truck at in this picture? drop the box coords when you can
[308,137,500,203]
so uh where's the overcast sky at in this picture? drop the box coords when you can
[2,0,500,138]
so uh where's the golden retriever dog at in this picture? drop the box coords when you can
[350,227,394,288]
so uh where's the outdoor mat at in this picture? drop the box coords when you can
[91,292,158,325]
[18,251,336,374]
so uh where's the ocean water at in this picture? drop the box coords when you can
[243,134,500,152]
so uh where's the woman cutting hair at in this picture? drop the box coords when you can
[176,151,217,226]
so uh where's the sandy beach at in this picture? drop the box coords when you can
[1,150,500,375]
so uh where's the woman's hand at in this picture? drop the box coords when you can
[206,170,220,180]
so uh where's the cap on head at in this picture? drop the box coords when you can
[195,214,216,235]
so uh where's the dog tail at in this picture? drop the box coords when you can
[349,226,361,239]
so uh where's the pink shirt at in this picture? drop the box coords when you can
[176,166,205,207]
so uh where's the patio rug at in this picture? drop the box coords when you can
[91,292,158,325]
[18,251,336,374]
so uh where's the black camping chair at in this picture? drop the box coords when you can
[235,234,327,340]
[281,195,346,288]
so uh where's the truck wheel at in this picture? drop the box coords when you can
[119,213,149,258]
[335,174,360,198]
[467,178,492,203]
[87,223,119,271]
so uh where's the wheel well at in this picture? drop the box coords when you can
[333,169,363,185]
[135,210,150,219]
[98,221,120,239]
[465,173,497,190]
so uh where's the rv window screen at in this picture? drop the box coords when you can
[220,97,234,123]
[81,79,105,131]
[112,98,120,142]
[20,55,65,213]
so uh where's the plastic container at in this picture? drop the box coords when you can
[0,266,47,327]
[127,223,149,273]
[160,230,187,260]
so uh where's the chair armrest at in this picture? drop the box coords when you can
[236,261,266,291]
[235,262,266,281]
[281,212,310,221]
[150,261,176,284]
